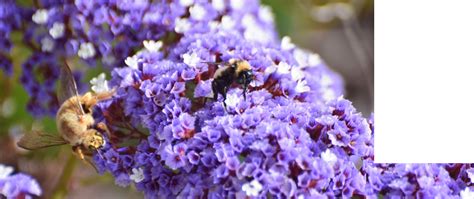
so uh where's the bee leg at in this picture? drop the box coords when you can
[202,97,210,108]
[222,86,228,111]
[95,88,116,101]
[242,84,248,101]
[73,146,85,160]
[222,102,227,111]
[97,122,110,138]
[212,81,219,101]
[73,146,100,172]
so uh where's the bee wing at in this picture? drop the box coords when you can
[58,61,85,115]
[17,131,68,150]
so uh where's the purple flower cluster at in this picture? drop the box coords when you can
[8,0,278,117]
[0,0,21,75]
[19,53,61,116]
[10,0,474,198]
[0,164,42,198]
[13,0,169,116]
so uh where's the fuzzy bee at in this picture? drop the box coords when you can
[211,59,254,108]
[17,61,114,168]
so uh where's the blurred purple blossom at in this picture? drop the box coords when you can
[0,164,42,198]
[0,0,22,76]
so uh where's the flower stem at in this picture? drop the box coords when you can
[52,153,77,199]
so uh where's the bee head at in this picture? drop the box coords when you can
[84,131,105,150]
[237,69,253,85]
[234,60,253,85]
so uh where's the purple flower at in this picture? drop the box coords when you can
[187,150,200,165]
[214,164,229,179]
[0,164,42,198]
[327,130,350,147]
[194,79,212,98]
[164,144,188,170]
[0,54,13,76]
[226,156,240,170]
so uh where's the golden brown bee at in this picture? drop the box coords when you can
[17,61,115,167]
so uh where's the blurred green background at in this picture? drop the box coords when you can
[0,0,373,198]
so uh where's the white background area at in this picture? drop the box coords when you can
[375,0,474,163]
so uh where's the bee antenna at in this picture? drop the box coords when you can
[96,149,105,160]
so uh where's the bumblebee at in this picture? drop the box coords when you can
[211,59,253,108]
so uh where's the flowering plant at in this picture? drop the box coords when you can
[2,0,474,198]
